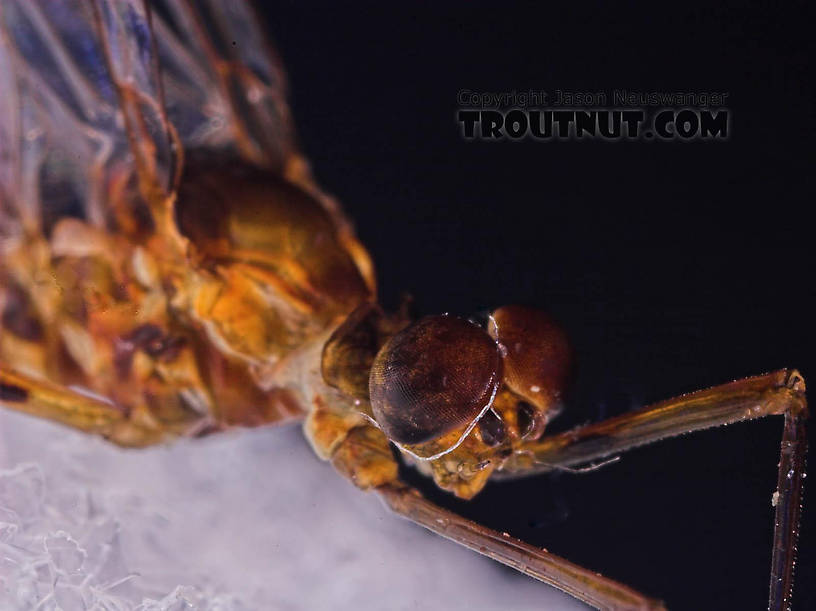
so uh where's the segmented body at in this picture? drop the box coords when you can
[0,1,375,445]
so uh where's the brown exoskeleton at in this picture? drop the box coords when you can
[0,2,807,609]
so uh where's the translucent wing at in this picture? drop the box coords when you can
[151,0,295,169]
[0,0,363,266]
[0,0,178,237]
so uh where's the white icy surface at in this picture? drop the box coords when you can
[0,409,582,610]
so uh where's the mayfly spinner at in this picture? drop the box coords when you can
[0,2,807,609]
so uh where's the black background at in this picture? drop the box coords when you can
[264,2,814,609]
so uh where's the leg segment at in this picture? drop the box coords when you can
[321,412,663,609]
[0,365,166,446]
[500,369,808,611]
[769,406,807,610]
[378,483,666,610]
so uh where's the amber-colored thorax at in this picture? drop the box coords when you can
[0,156,374,437]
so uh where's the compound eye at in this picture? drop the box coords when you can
[369,315,502,449]
[488,305,572,411]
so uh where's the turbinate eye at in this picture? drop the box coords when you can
[369,315,502,447]
[487,305,571,410]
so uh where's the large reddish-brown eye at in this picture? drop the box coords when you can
[488,305,572,410]
[369,315,502,446]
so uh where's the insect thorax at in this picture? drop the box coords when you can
[0,156,374,436]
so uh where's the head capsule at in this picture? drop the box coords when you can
[366,306,571,498]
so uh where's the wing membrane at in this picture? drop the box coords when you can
[0,0,178,234]
[151,0,294,168]
[0,0,300,238]
[91,0,179,199]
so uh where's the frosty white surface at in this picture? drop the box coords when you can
[0,409,581,610]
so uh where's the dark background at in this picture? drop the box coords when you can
[264,2,814,609]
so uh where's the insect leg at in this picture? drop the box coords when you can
[0,365,166,447]
[502,369,807,611]
[320,410,662,607]
[378,482,666,610]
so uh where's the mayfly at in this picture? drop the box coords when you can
[0,2,807,609]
